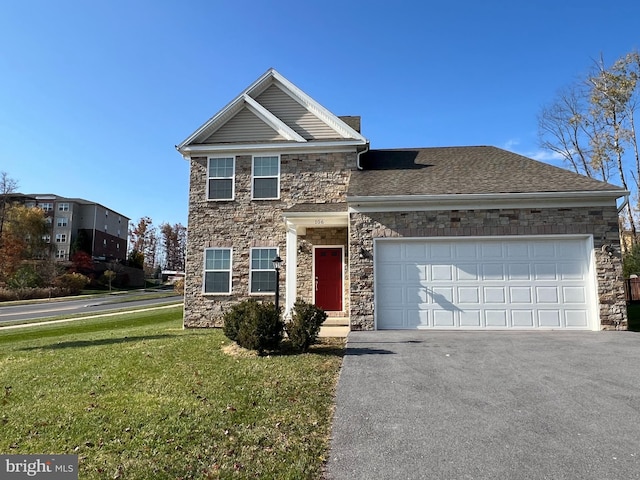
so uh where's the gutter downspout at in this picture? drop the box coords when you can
[618,193,630,215]
[356,144,370,170]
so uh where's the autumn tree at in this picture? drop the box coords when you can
[0,204,49,284]
[129,216,158,275]
[159,222,186,271]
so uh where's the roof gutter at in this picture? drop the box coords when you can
[618,192,630,214]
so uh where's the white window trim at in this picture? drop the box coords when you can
[251,155,280,200]
[56,217,68,227]
[203,247,233,295]
[55,233,67,243]
[207,156,235,201]
[249,247,278,295]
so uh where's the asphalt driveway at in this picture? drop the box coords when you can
[326,331,640,480]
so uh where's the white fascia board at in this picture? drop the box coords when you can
[176,95,246,151]
[283,211,348,233]
[180,140,366,157]
[270,70,368,143]
[242,94,306,142]
[177,68,277,152]
[347,191,628,212]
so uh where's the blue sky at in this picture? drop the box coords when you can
[1,0,639,230]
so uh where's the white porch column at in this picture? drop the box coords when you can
[285,221,298,316]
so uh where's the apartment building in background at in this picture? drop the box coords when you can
[14,194,129,262]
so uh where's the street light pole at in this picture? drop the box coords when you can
[272,256,283,312]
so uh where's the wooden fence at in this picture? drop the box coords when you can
[625,278,640,302]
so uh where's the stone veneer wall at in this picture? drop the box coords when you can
[297,227,349,313]
[184,151,355,327]
[349,207,626,331]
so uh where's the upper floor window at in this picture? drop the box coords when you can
[40,202,53,212]
[252,156,280,200]
[208,157,235,200]
[55,233,67,243]
[204,248,232,294]
[58,203,70,211]
[250,247,277,293]
[56,217,68,227]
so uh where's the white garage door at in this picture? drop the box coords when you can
[375,237,596,330]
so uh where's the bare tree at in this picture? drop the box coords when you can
[0,172,18,238]
[160,222,187,271]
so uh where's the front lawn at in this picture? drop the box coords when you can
[0,307,345,479]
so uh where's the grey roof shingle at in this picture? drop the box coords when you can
[348,146,625,197]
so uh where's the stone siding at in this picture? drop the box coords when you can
[184,151,355,327]
[349,207,626,330]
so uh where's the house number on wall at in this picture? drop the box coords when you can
[315,219,325,225]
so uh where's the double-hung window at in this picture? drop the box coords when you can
[252,156,280,199]
[204,248,232,294]
[208,157,234,200]
[250,248,277,293]
[56,217,68,227]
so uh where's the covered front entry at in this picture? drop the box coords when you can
[375,236,597,330]
[314,247,343,311]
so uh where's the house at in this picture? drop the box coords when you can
[177,68,628,331]
[11,193,129,262]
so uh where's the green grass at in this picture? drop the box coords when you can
[626,303,640,331]
[0,307,345,479]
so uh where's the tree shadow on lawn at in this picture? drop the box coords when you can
[19,334,177,351]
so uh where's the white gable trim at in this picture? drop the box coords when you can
[177,68,368,152]
[242,94,306,142]
[270,71,367,142]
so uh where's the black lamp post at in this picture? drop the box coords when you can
[272,256,283,312]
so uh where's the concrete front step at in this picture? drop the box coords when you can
[319,325,350,338]
[323,317,350,327]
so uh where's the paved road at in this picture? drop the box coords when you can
[326,331,640,480]
[0,293,182,323]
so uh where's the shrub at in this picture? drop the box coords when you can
[54,272,90,294]
[7,266,42,289]
[285,299,328,353]
[223,299,284,354]
[173,278,184,295]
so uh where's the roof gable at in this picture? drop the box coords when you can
[177,68,367,151]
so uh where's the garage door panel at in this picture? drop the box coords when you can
[566,310,588,327]
[406,264,427,282]
[378,286,405,305]
[536,286,559,303]
[376,237,594,330]
[510,286,532,303]
[484,287,506,303]
[534,264,557,280]
[458,287,480,303]
[378,263,403,281]
[539,310,562,327]
[486,310,508,327]
[512,310,535,327]
[457,264,479,280]
[378,308,405,328]
[482,264,505,280]
[563,286,586,303]
[431,264,453,281]
[508,263,531,280]
[460,310,481,327]
[433,310,455,327]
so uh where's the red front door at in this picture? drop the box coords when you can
[314,247,343,311]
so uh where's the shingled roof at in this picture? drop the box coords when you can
[348,146,624,197]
